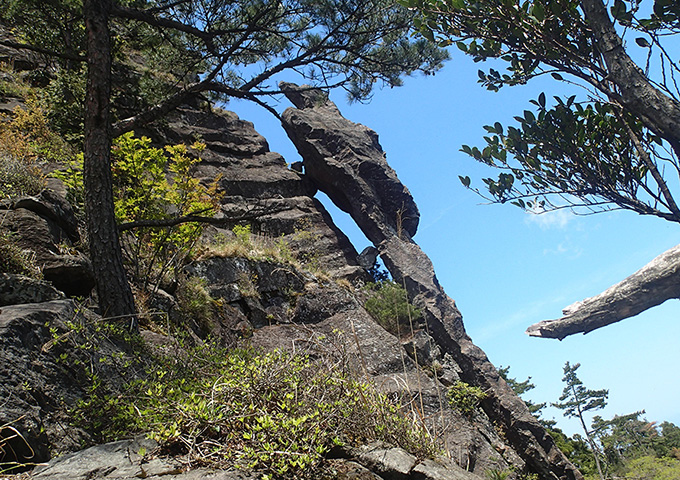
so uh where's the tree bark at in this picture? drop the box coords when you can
[580,0,680,157]
[526,243,680,339]
[83,0,137,326]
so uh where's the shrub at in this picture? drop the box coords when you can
[176,276,216,330]
[0,154,43,199]
[54,132,223,290]
[363,281,422,336]
[623,455,680,480]
[0,87,82,200]
[0,95,74,165]
[114,133,223,289]
[447,381,487,418]
[74,343,437,479]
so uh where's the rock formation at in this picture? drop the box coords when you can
[0,191,95,297]
[280,83,581,480]
[1,79,584,478]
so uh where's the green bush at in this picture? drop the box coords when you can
[176,276,217,330]
[74,344,436,479]
[622,455,680,480]
[363,281,422,336]
[54,132,223,289]
[447,381,487,418]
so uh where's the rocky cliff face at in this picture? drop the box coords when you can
[279,83,579,480]
[1,77,581,479]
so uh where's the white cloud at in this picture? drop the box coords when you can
[542,242,583,258]
[524,208,573,230]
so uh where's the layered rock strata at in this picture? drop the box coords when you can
[1,81,582,478]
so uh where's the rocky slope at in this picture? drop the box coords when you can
[1,70,581,478]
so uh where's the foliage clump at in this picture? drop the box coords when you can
[447,380,487,418]
[0,81,79,199]
[175,276,218,331]
[0,230,40,277]
[74,343,436,479]
[363,280,422,336]
[621,455,680,480]
[54,132,222,290]
[0,154,43,199]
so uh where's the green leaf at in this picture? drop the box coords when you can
[635,37,650,47]
[538,92,546,108]
[531,2,545,22]
[459,175,471,188]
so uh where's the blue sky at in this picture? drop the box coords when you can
[228,48,680,437]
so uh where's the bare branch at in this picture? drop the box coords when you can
[118,210,274,232]
[0,39,86,62]
[526,243,680,339]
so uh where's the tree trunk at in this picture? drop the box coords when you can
[580,0,680,157]
[526,243,680,339]
[575,399,606,480]
[83,0,137,327]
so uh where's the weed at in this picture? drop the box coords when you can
[0,421,35,474]
[335,278,353,291]
[484,468,510,480]
[176,276,216,329]
[447,381,487,418]
[0,230,40,277]
[237,271,260,299]
[291,219,323,274]
[204,226,298,267]
[0,154,44,199]
[73,342,437,478]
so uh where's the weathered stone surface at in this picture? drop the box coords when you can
[11,190,80,243]
[30,437,257,480]
[354,443,417,479]
[0,301,83,464]
[280,82,419,243]
[280,84,582,480]
[325,459,383,479]
[0,273,64,306]
[1,190,94,297]
[411,458,479,480]
[0,301,143,465]
[402,330,441,369]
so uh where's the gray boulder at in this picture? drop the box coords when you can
[0,273,64,306]
[1,190,94,297]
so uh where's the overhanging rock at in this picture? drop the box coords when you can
[280,82,583,480]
